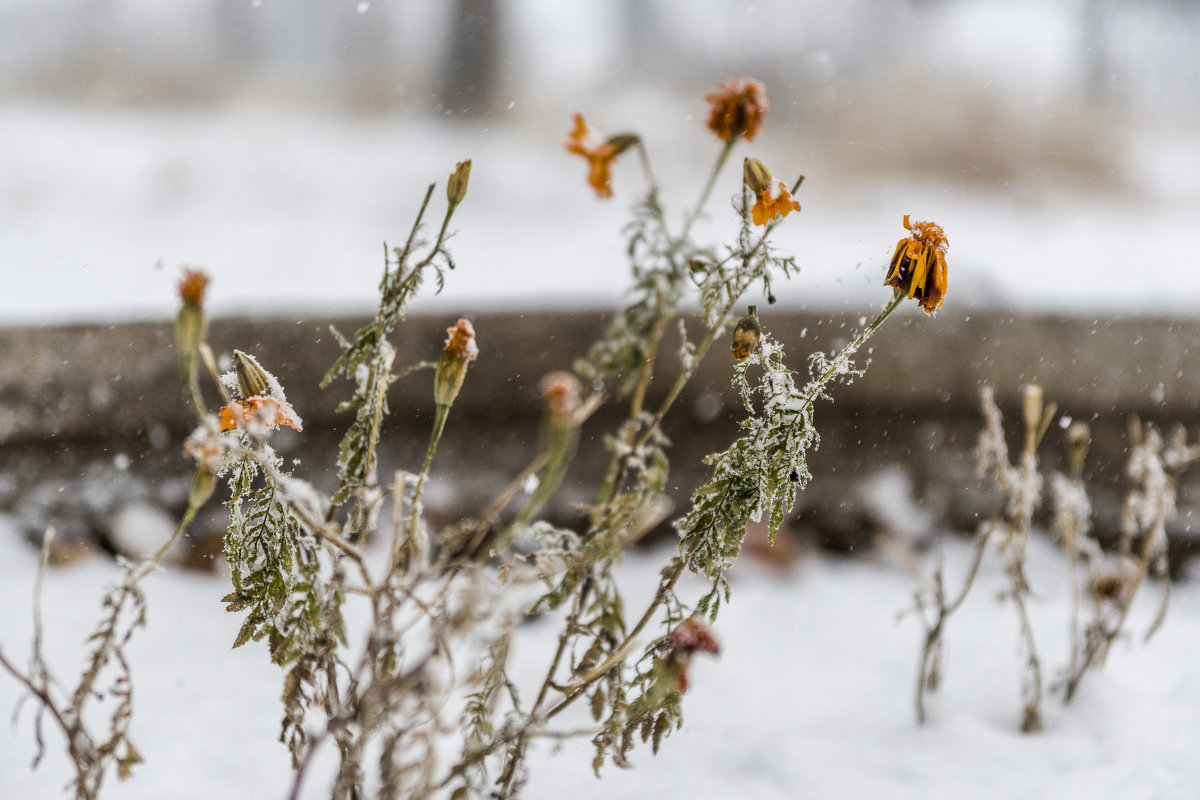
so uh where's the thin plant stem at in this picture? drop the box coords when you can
[680,136,737,242]
[403,403,450,566]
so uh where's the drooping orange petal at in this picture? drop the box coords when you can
[751,182,801,226]
[219,404,240,431]
[566,113,619,198]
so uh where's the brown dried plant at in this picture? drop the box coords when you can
[3,81,943,799]
[912,384,1056,731]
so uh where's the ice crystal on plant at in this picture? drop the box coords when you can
[676,332,815,591]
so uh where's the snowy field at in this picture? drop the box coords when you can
[2,514,1197,799]
[2,101,1199,326]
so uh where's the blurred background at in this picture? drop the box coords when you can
[3,0,1200,319]
[2,0,1199,567]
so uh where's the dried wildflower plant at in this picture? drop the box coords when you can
[3,80,941,799]
[1056,418,1200,702]
[909,385,1198,731]
[910,384,1055,731]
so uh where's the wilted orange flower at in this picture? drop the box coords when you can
[666,617,721,656]
[435,318,479,408]
[219,395,303,433]
[884,215,949,313]
[566,113,618,198]
[751,180,801,226]
[177,268,209,307]
[443,318,479,362]
[663,617,721,693]
[705,78,769,142]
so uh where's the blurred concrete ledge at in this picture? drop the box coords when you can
[2,310,1198,570]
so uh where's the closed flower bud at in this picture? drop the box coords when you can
[731,305,761,362]
[1022,384,1043,431]
[447,159,471,207]
[188,467,217,509]
[1065,421,1091,480]
[605,133,641,156]
[743,157,772,194]
[434,319,478,408]
[174,268,209,360]
[233,350,273,400]
[540,370,582,422]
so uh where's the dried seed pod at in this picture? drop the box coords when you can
[731,305,761,362]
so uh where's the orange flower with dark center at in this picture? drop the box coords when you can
[751,180,801,226]
[884,215,949,313]
[705,78,769,142]
[565,113,619,198]
[219,395,303,433]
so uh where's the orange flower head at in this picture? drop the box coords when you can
[219,395,303,434]
[751,180,801,226]
[884,215,949,313]
[177,268,209,308]
[443,318,479,362]
[705,78,769,142]
[566,113,619,198]
[434,318,479,407]
[217,351,303,435]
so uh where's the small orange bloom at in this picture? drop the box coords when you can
[705,78,769,142]
[177,268,209,307]
[565,113,619,198]
[540,370,582,419]
[751,180,801,226]
[884,215,949,313]
[219,395,303,433]
[442,318,479,362]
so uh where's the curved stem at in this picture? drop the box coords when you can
[802,290,905,406]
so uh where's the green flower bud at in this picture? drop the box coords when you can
[743,157,772,194]
[232,350,273,399]
[433,319,478,408]
[447,159,471,207]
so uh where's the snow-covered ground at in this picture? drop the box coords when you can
[2,512,1197,799]
[3,102,1199,326]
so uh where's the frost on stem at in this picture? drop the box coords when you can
[676,333,815,603]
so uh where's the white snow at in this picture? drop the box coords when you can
[2,102,1198,325]
[3,513,1198,798]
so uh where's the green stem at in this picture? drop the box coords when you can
[802,289,905,406]
[680,136,737,243]
[403,403,449,565]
